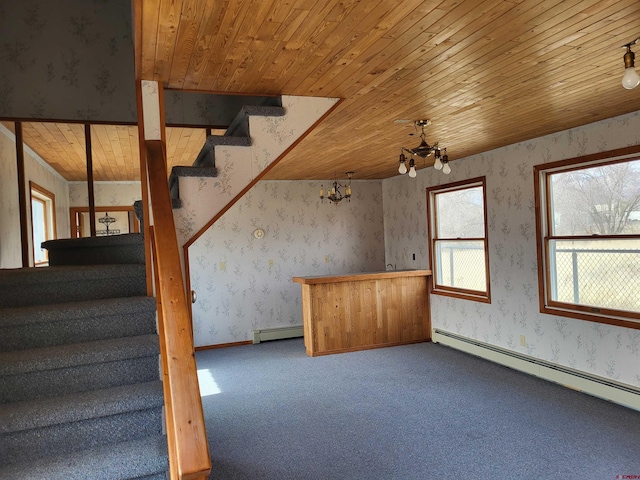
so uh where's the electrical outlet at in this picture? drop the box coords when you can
[219,261,226,271]
[268,259,274,267]
[519,335,526,346]
[324,255,329,263]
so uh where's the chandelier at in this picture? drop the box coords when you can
[320,172,353,205]
[397,120,451,176]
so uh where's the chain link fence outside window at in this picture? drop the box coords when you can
[435,241,486,292]
[549,241,640,313]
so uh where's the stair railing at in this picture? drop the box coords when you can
[145,139,211,480]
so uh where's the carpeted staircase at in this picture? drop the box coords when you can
[0,233,168,479]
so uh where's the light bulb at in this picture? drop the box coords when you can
[398,161,407,175]
[433,156,443,170]
[409,166,417,178]
[442,163,451,175]
[622,67,640,89]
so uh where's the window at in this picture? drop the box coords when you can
[30,182,56,266]
[534,147,640,329]
[427,177,490,303]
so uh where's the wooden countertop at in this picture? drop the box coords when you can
[292,269,432,285]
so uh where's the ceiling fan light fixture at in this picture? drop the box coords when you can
[433,149,443,170]
[408,157,417,178]
[395,120,451,177]
[398,151,408,174]
[441,149,451,174]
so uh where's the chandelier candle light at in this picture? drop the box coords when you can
[397,120,451,176]
[320,172,354,205]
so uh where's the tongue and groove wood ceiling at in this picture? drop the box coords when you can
[17,0,640,181]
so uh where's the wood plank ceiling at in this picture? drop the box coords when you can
[138,0,640,180]
[10,0,640,182]
[1,122,205,181]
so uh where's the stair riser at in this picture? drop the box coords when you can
[1,356,159,404]
[0,311,157,352]
[48,245,145,266]
[1,407,163,464]
[0,277,146,308]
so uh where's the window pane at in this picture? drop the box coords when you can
[435,240,486,291]
[549,160,640,236]
[548,238,640,313]
[436,186,485,238]
[31,199,48,263]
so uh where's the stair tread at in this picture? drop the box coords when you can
[0,264,146,286]
[0,334,159,376]
[0,296,156,328]
[0,434,168,480]
[42,233,143,250]
[0,380,163,434]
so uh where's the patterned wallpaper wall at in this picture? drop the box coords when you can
[0,0,136,123]
[68,181,141,208]
[383,110,640,388]
[0,124,69,267]
[189,180,385,347]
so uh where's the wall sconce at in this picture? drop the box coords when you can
[622,39,640,90]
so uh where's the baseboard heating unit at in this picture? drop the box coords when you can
[253,325,304,344]
[432,329,640,412]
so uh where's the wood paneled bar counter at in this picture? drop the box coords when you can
[292,270,431,357]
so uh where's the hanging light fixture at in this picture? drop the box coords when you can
[320,172,353,205]
[622,39,640,89]
[397,120,451,176]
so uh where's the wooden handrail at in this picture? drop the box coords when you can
[146,140,211,479]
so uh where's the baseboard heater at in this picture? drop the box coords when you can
[432,329,640,412]
[253,325,304,344]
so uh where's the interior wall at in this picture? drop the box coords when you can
[0,0,136,123]
[0,126,21,268]
[0,124,69,267]
[68,182,141,207]
[382,110,640,388]
[189,180,385,347]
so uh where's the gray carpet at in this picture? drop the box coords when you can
[197,338,640,480]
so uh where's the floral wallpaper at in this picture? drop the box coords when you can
[68,181,141,208]
[189,180,385,347]
[0,0,137,123]
[0,124,69,267]
[383,110,640,388]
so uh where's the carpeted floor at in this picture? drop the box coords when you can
[196,339,640,480]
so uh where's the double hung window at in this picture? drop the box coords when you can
[427,177,490,303]
[534,148,640,328]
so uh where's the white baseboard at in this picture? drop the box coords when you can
[432,329,640,412]
[253,325,304,344]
